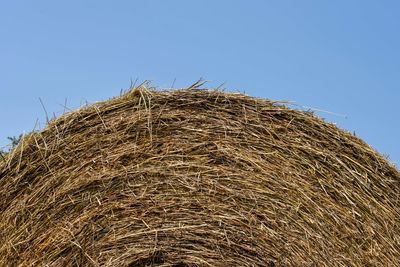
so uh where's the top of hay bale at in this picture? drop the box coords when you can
[0,84,399,266]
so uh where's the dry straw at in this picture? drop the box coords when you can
[0,83,399,266]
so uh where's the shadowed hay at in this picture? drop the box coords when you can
[0,85,399,266]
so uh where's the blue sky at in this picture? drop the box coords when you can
[0,1,399,166]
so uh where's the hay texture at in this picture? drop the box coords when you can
[1,85,399,266]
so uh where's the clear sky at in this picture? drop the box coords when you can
[0,1,399,166]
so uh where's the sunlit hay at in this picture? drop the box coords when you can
[0,84,399,266]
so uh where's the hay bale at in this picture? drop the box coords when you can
[0,86,399,266]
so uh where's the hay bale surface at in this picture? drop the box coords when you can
[0,86,399,266]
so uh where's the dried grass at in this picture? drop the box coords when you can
[0,84,399,266]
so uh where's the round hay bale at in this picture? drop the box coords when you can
[0,86,399,266]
